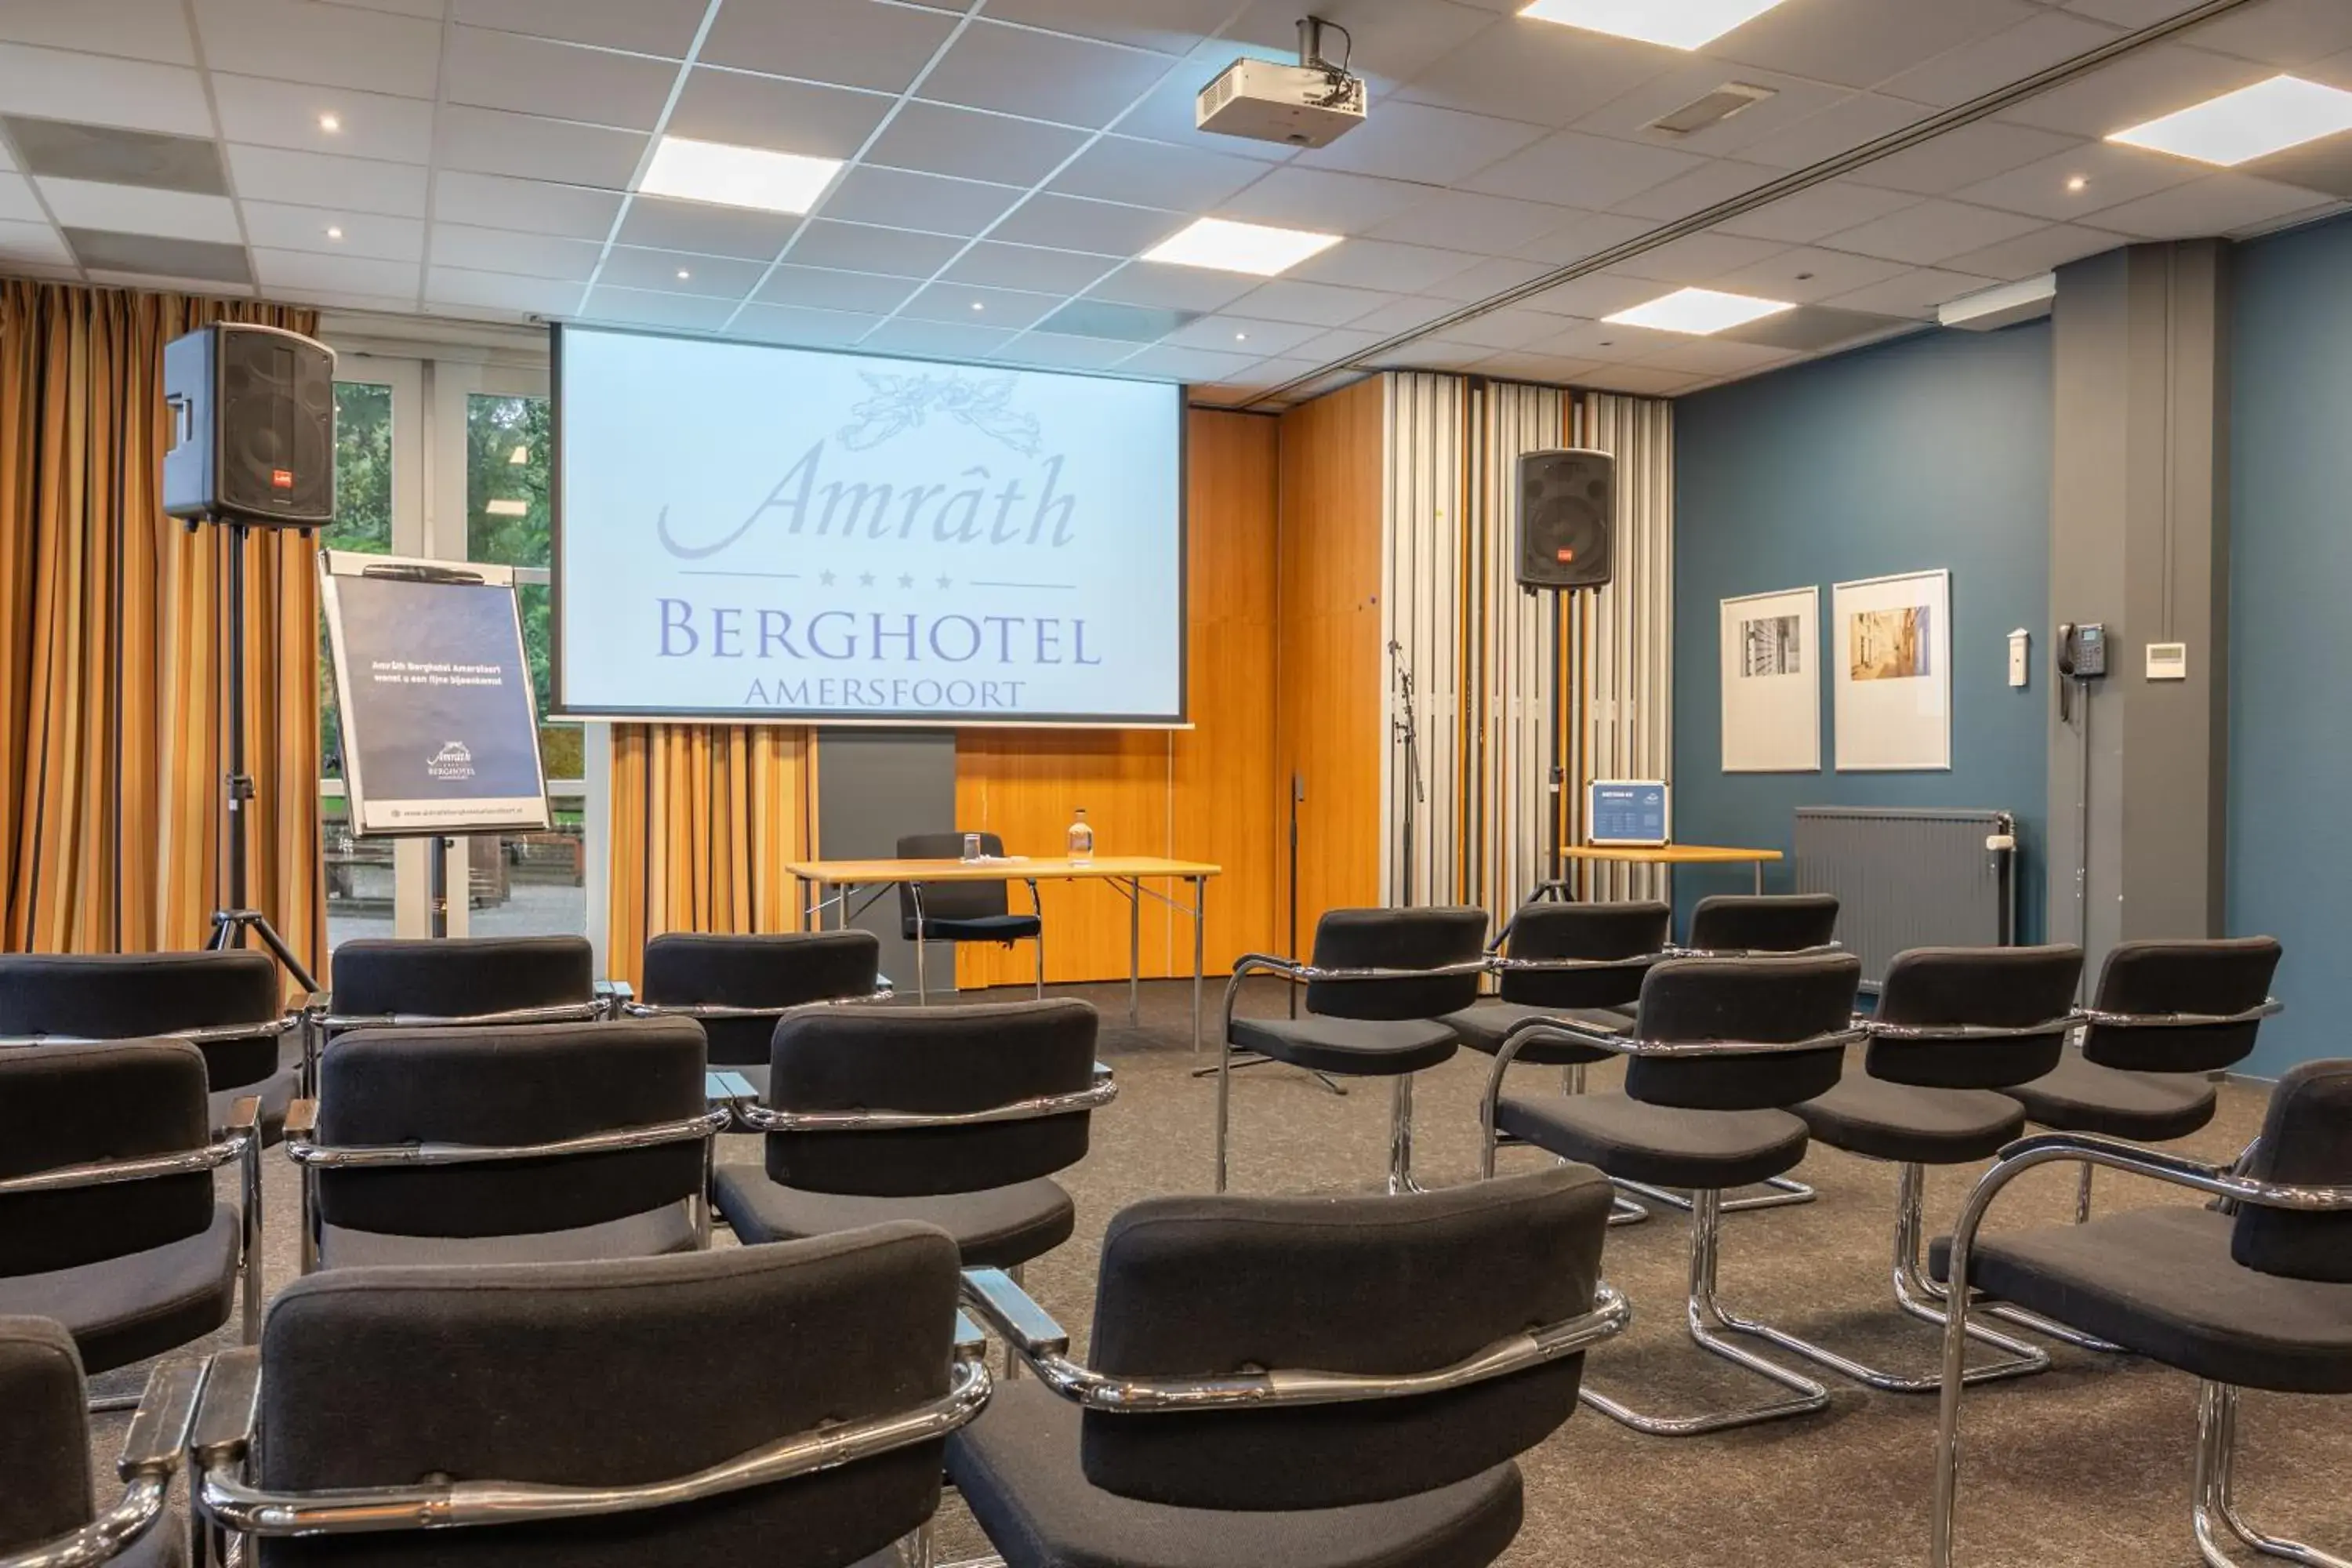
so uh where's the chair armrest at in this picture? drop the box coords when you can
[120,1358,206,1480]
[226,1095,262,1137]
[0,1361,205,1568]
[2079,996,2282,1029]
[191,1348,263,1468]
[953,1311,989,1365]
[1991,1130,2352,1213]
[282,1098,318,1141]
[704,1070,760,1107]
[960,1267,1071,1362]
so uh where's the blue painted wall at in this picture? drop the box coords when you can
[2227,212,2352,1076]
[1671,322,2053,940]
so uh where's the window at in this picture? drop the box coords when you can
[321,379,398,950]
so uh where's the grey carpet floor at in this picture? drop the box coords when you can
[86,977,2350,1567]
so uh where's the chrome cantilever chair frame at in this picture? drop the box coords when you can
[908,879,1045,1006]
[282,1102,734,1273]
[1215,953,1494,1197]
[299,996,617,1097]
[627,988,897,1127]
[188,1327,993,1568]
[0,1356,206,1568]
[1932,1131,2352,1568]
[1699,1011,2089,1395]
[916,1266,1633,1568]
[1910,996,2287,1356]
[1479,1013,1868,1436]
[0,1096,265,1411]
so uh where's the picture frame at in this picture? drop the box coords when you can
[1832,568,1951,771]
[1719,585,1820,773]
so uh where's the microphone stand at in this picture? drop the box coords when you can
[1388,641,1425,908]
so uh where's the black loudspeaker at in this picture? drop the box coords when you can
[163,323,336,525]
[1516,447,1614,591]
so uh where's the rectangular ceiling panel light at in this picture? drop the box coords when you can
[639,136,842,212]
[1605,286,1793,334]
[1141,217,1341,276]
[2109,75,2352,166]
[1519,0,1791,50]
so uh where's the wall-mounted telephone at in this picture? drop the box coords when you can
[2056,621,2107,720]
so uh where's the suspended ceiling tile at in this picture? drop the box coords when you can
[1157,313,1324,355]
[1283,237,1486,293]
[1465,128,1709,209]
[614,197,800,261]
[2176,0,2352,67]
[1720,301,1916,351]
[598,246,771,298]
[1213,167,1431,235]
[1939,219,2129,277]
[1341,293,1468,336]
[1706,0,2045,92]
[899,280,1063,330]
[786,219,970,276]
[1847,120,2085,196]
[424,264,586,316]
[1704,244,1914,302]
[1711,179,1926,243]
[1103,341,1262,383]
[192,0,443,99]
[0,216,76,266]
[38,176,241,241]
[989,193,1184,256]
[241,201,423,261]
[1571,65,1857,160]
[753,265,922,314]
[1367,190,1584,253]
[860,315,1024,358]
[436,106,649,188]
[866,102,1091,187]
[1606,229,1791,283]
[2085,170,2342,238]
[1816,196,2049,264]
[1737,93,1934,169]
[1880,10,2126,107]
[1220,0,1501,95]
[1396,20,1668,129]
[1047,135,1268,212]
[997,330,1150,368]
[1994,43,2268,137]
[1632,335,1797,375]
[1471,351,1605,386]
[1285,325,1387,361]
[702,0,961,94]
[1947,138,2203,219]
[5,118,225,194]
[1417,253,1555,302]
[431,170,623,239]
[919,20,1178,129]
[663,68,895,160]
[731,302,887,347]
[252,247,421,296]
[212,74,438,165]
[441,27,680,131]
[583,285,742,331]
[940,241,1117,294]
[1517,270,1672,319]
[1574,364,1704,395]
[1510,209,1660,265]
[0,175,43,223]
[1084,260,1258,312]
[0,43,215,137]
[0,0,198,64]
[230,146,430,219]
[1820,263,2002,317]
[1225,278,1400,326]
[822,165,1025,237]
[430,223,604,281]
[983,0,1232,54]
[1610,160,1784,223]
[1292,100,1550,186]
[453,0,712,60]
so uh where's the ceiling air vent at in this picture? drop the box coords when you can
[1647,82,1776,137]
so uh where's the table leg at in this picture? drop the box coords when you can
[1754,861,1765,895]
[1128,877,1141,1029]
[1191,876,1206,1055]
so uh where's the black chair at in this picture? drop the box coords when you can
[0,1316,203,1568]
[0,1041,263,1410]
[712,999,1110,1274]
[1686,892,1841,953]
[311,935,608,1091]
[0,952,302,1142]
[1707,945,2085,1393]
[944,1165,1625,1568]
[1930,1060,2352,1568]
[1219,907,1489,1196]
[188,1231,990,1568]
[1479,953,1865,1435]
[634,930,888,1098]
[286,1017,726,1272]
[897,831,1043,1004]
[1446,900,1668,1226]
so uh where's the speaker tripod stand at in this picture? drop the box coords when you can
[197,513,320,996]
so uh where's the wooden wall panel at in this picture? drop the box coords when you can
[954,406,1279,989]
[1275,376,1386,949]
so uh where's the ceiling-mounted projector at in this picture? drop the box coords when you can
[1197,17,1366,150]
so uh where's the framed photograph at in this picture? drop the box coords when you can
[1833,568,1951,771]
[1719,586,1820,772]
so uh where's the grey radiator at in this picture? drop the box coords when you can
[1793,808,2015,989]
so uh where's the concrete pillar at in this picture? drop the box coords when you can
[2046,241,2231,972]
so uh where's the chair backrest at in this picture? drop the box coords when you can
[1624,953,1861,1110]
[0,1316,91,1555]
[1497,900,1669,1010]
[2081,936,2281,1074]
[896,831,1011,926]
[1867,946,2084,1091]
[252,1228,963,1568]
[328,935,595,1018]
[764,999,1098,1197]
[1686,893,1838,953]
[2230,1058,2352,1284]
[1304,906,1489,1021]
[1080,1164,1613,1511]
[314,1018,706,1240]
[0,1040,216,1278]
[641,931,882,1065]
[0,950,281,1088]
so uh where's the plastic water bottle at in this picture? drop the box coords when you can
[1067,808,1094,864]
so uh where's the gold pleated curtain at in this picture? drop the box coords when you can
[606,723,815,989]
[0,280,325,983]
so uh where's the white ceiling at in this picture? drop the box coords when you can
[2,0,2347,405]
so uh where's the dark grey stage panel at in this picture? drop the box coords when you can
[815,728,959,993]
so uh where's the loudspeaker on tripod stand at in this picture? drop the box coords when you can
[164,322,336,525]
[1516,447,1614,591]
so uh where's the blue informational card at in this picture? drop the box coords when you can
[1588,780,1670,846]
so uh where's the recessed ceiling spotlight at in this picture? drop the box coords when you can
[1142,216,1341,277]
[1604,286,1793,335]
[325,225,343,240]
[1235,331,1249,341]
[970,300,985,311]
[2065,174,2089,192]
[2108,74,2352,166]
[1519,0,1791,50]
[318,112,340,132]
[677,268,691,280]
[640,134,842,213]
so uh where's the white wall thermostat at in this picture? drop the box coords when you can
[2007,628,2031,688]
[2147,641,2188,681]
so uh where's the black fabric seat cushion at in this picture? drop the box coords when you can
[1934,1207,2352,1394]
[1795,1077,2027,1165]
[1229,1015,1457,1077]
[713,1167,1073,1269]
[913,913,1043,942]
[209,1063,299,1147]
[947,1378,1525,1568]
[1436,1002,1614,1066]
[1494,1092,1808,1191]
[2007,1051,2218,1142]
[0,1206,238,1375]
[320,1202,699,1270]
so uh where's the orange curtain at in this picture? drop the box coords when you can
[605,723,815,989]
[0,280,325,985]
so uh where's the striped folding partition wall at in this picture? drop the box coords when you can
[1381,375,1675,929]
